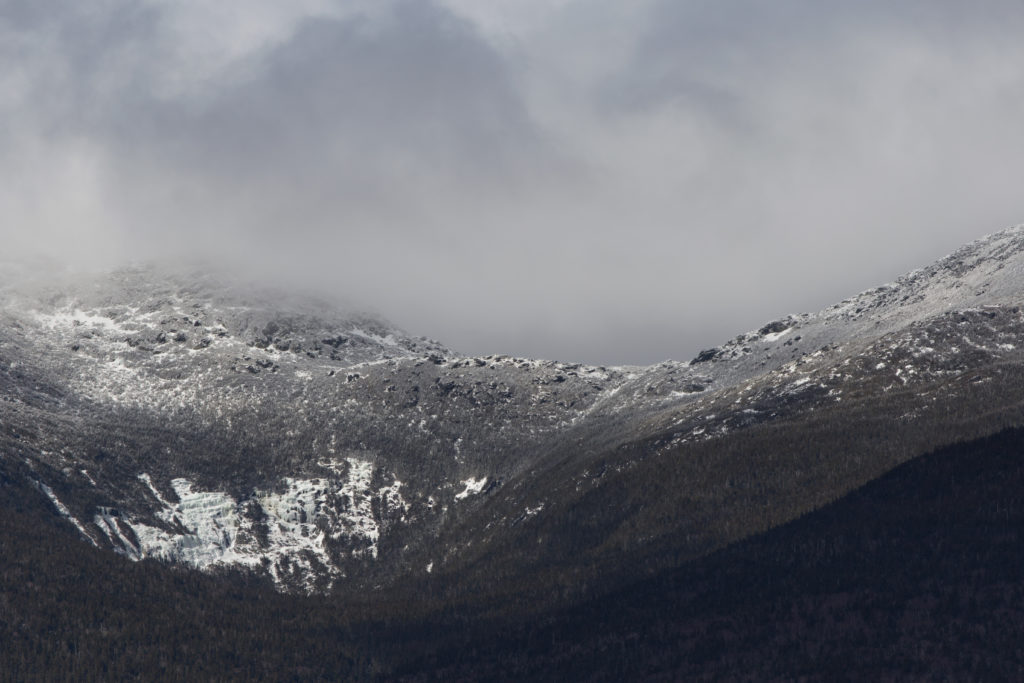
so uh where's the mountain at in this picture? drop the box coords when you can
[3,225,1024,677]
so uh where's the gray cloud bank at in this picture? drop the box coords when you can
[3,0,1024,364]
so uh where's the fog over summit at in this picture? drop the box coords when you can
[4,0,1024,364]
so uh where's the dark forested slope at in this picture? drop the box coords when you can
[390,426,1024,681]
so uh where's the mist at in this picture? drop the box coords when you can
[3,0,1024,364]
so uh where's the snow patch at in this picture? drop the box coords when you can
[762,327,792,343]
[454,477,488,501]
[33,308,132,335]
[35,481,97,546]
[95,510,141,559]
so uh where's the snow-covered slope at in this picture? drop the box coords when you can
[586,224,1024,416]
[4,225,1024,594]
[0,266,634,590]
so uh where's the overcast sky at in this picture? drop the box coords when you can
[3,1,1024,364]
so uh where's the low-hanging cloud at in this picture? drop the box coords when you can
[3,0,1024,364]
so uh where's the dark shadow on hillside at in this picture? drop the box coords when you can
[393,426,1024,680]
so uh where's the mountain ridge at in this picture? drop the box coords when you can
[3,223,1024,597]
